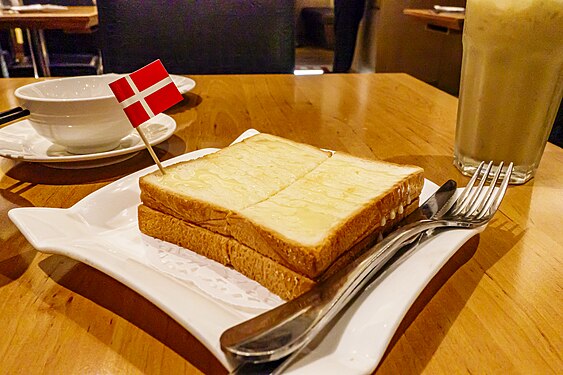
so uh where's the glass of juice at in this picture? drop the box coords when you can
[454,0,563,184]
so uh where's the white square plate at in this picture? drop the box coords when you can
[9,129,482,374]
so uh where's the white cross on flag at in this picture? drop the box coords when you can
[109,60,183,128]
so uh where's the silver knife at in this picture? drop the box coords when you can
[221,180,458,369]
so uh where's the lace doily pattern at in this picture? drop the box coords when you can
[142,235,284,311]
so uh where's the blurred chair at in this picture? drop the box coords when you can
[7,0,101,77]
[0,31,11,77]
[95,0,295,74]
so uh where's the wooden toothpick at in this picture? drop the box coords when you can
[136,126,166,175]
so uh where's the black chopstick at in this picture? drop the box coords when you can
[0,106,25,118]
[0,107,30,126]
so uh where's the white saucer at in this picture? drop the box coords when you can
[170,75,196,94]
[0,113,176,169]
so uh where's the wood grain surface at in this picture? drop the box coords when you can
[0,6,97,31]
[0,74,561,374]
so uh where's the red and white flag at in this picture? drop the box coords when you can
[109,60,183,128]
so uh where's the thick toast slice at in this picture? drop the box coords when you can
[228,152,424,278]
[138,200,419,300]
[138,133,424,296]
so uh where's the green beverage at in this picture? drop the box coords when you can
[454,0,563,184]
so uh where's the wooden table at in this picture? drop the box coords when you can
[0,6,98,77]
[403,9,465,32]
[0,74,561,374]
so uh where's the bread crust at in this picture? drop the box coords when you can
[138,199,420,300]
[137,133,425,297]
[317,199,419,281]
[140,186,231,235]
[227,169,424,278]
[141,155,423,278]
[138,204,315,300]
[138,204,230,265]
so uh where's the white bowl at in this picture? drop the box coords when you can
[14,74,133,154]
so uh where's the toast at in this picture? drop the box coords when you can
[138,199,419,300]
[138,133,424,299]
[140,133,330,235]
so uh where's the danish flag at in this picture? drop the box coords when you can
[109,60,183,128]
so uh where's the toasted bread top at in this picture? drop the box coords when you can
[240,152,423,247]
[139,133,424,277]
[140,133,329,212]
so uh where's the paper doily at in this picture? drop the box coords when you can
[142,235,284,311]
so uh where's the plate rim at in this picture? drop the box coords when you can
[170,74,196,94]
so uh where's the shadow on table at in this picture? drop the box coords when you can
[376,216,525,373]
[375,154,529,372]
[0,238,37,287]
[170,92,203,113]
[38,255,227,374]
[0,183,37,287]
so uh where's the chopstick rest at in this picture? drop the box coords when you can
[0,107,30,126]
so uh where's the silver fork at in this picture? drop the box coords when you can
[223,161,514,373]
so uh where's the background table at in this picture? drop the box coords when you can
[403,9,465,32]
[0,74,561,374]
[0,6,98,77]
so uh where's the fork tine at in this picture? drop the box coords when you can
[450,161,484,215]
[463,161,494,215]
[468,161,504,217]
[451,161,491,215]
[476,162,513,220]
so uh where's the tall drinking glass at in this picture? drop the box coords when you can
[454,0,563,184]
